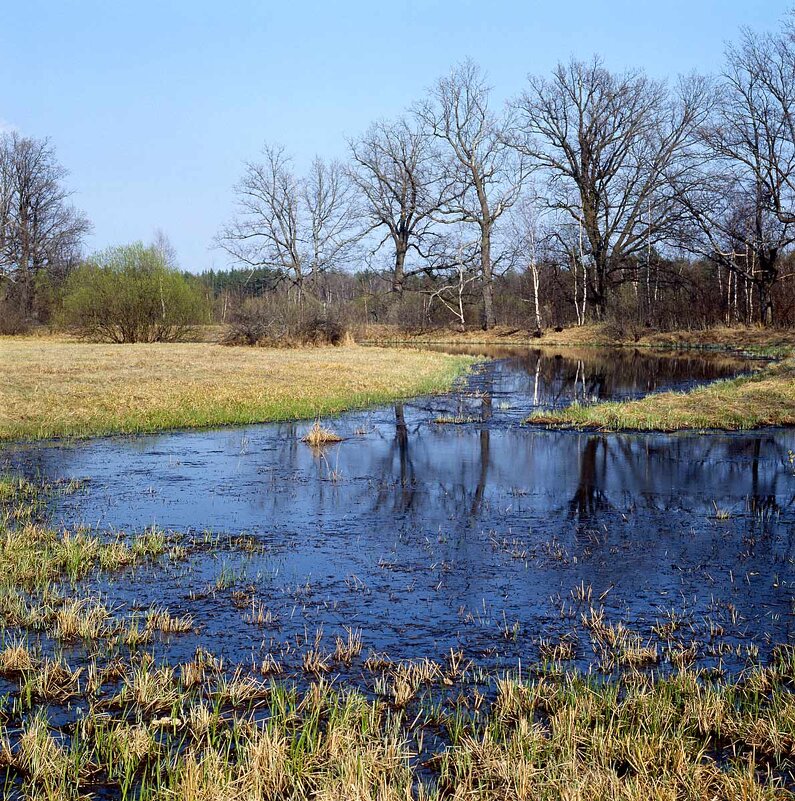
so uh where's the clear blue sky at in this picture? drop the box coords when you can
[1,0,790,272]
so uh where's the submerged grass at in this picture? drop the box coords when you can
[3,649,795,798]
[0,478,795,797]
[530,357,795,431]
[0,337,474,441]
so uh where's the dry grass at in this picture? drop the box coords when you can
[0,336,473,440]
[362,322,795,353]
[301,420,343,446]
[530,357,795,431]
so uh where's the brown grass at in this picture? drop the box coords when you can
[362,322,794,352]
[0,336,473,440]
[301,420,343,446]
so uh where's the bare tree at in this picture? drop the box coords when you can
[0,132,90,316]
[673,26,795,325]
[349,117,447,294]
[506,196,547,330]
[217,145,304,294]
[416,60,527,329]
[217,145,359,304]
[738,16,795,225]
[303,157,359,292]
[152,228,179,269]
[510,58,709,320]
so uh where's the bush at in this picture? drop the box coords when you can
[224,295,350,347]
[0,297,32,335]
[61,243,208,342]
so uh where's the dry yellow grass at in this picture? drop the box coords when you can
[362,322,794,353]
[0,337,473,440]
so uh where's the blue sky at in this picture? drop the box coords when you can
[1,0,791,272]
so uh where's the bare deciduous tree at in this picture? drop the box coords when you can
[217,145,304,294]
[417,60,527,329]
[303,157,359,290]
[506,197,546,331]
[673,28,795,325]
[349,117,448,294]
[510,58,709,319]
[0,132,90,316]
[217,145,359,304]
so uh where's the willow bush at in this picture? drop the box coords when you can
[61,243,208,342]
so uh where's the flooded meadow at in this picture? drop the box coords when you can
[2,345,795,798]
[3,347,789,674]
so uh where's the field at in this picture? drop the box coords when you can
[0,337,473,441]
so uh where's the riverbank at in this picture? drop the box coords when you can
[0,337,473,441]
[530,357,795,431]
[361,322,794,355]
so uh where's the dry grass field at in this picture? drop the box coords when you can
[0,337,473,440]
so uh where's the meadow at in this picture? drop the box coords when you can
[0,337,473,441]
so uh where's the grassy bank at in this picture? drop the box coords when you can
[0,479,793,799]
[362,322,794,355]
[0,337,473,441]
[530,357,795,431]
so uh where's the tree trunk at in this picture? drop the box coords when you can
[393,242,406,295]
[481,227,495,330]
[758,280,774,326]
[592,254,608,321]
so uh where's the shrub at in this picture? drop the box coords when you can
[0,299,32,335]
[224,295,350,347]
[61,243,208,342]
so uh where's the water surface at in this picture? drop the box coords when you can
[3,346,792,675]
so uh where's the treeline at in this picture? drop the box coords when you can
[209,11,795,331]
[4,11,795,338]
[197,254,795,335]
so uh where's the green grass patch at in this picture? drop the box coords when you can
[529,358,795,431]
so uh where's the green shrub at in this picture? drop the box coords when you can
[61,243,208,342]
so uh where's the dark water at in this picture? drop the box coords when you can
[2,346,794,675]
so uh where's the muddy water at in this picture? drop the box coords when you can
[3,346,794,675]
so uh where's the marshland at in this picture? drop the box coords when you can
[7,1,795,797]
[3,341,795,798]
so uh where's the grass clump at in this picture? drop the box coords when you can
[0,337,474,441]
[529,357,795,431]
[301,420,343,446]
[2,655,795,799]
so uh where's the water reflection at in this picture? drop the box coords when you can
[2,347,793,670]
[425,345,752,416]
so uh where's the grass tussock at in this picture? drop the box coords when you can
[529,357,795,431]
[0,337,474,441]
[301,420,343,447]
